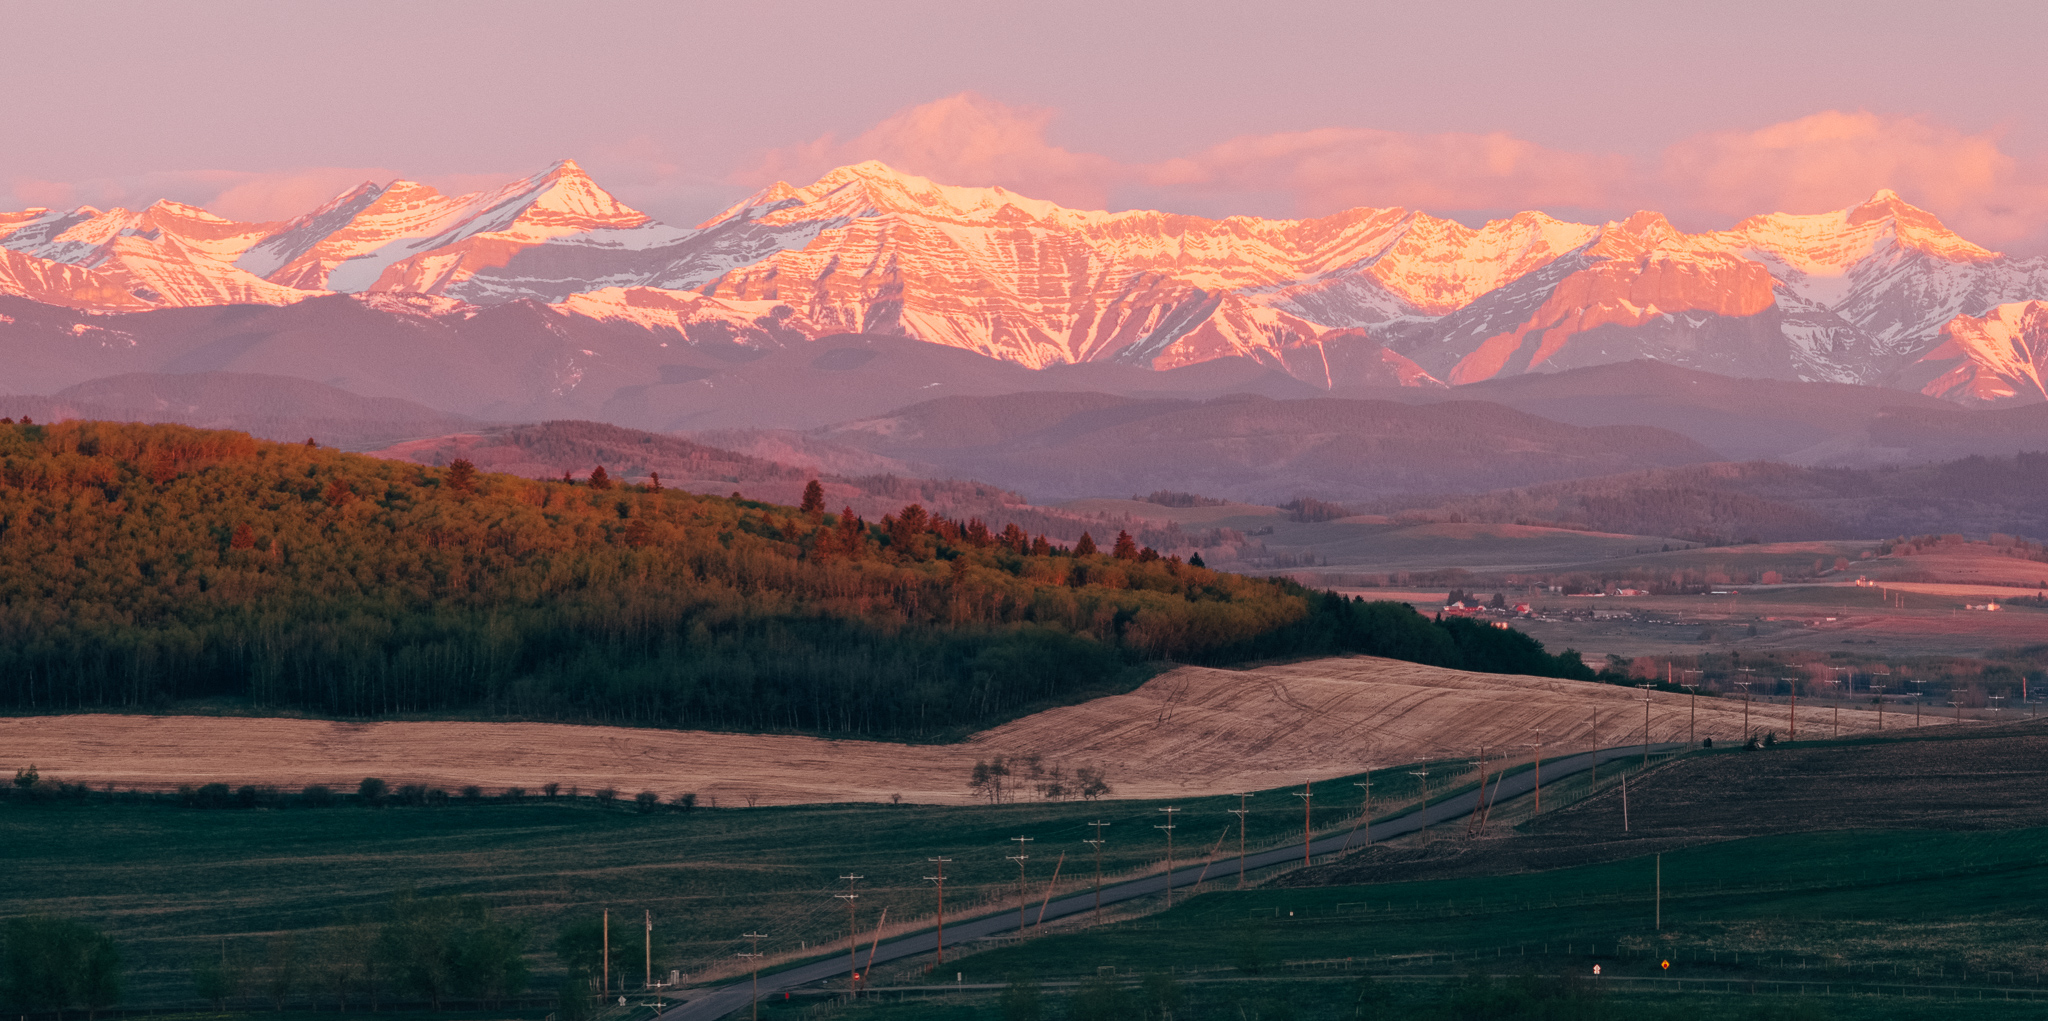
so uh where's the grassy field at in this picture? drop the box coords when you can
[0,762,1460,1007]
[808,826,2048,1021]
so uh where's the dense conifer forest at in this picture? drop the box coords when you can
[0,421,1591,737]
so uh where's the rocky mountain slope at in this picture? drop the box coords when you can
[4,161,2048,405]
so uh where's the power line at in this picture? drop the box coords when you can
[1345,772,1373,851]
[1227,795,1253,888]
[1006,837,1034,936]
[1293,782,1313,868]
[834,874,862,996]
[736,932,765,1021]
[1082,823,1109,916]
[923,858,951,966]
[1155,807,1179,908]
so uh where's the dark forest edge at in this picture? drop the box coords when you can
[0,421,1594,739]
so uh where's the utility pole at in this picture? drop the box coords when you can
[1294,781,1313,868]
[1642,696,1652,767]
[1589,715,1599,787]
[836,874,862,995]
[1154,809,1179,908]
[1228,795,1253,887]
[602,908,609,1001]
[644,910,652,990]
[1007,838,1033,935]
[924,858,951,964]
[1465,747,1486,839]
[1528,731,1545,815]
[1687,685,1697,746]
[1655,854,1662,930]
[1873,684,1885,730]
[1351,774,1372,849]
[1789,683,1797,741]
[1735,681,1752,742]
[1409,769,1431,842]
[1622,769,1629,832]
[737,932,765,1021]
[1084,822,1109,915]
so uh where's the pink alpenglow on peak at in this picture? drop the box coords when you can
[3,161,2048,403]
[1909,302,2048,405]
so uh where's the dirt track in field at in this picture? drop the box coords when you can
[0,656,1934,806]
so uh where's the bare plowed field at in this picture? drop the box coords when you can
[0,656,1929,805]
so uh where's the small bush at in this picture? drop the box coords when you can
[543,782,560,798]
[999,974,1042,1021]
[357,777,387,804]
[234,785,260,809]
[1067,974,1132,1021]
[191,782,232,809]
[299,785,335,807]
[460,785,484,802]
[670,792,697,811]
[634,790,661,813]
[502,786,527,801]
[594,788,617,807]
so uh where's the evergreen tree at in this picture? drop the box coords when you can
[1189,552,1206,567]
[1111,530,1138,560]
[587,465,612,490]
[800,479,825,515]
[445,458,477,494]
[1073,532,1098,557]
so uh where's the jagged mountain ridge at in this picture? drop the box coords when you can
[4,161,2047,402]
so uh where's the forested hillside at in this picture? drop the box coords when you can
[0,421,1590,737]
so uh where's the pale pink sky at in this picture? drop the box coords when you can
[8,0,2048,251]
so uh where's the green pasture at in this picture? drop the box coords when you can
[0,762,1456,1006]
[907,827,2048,1006]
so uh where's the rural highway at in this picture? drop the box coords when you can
[661,742,1683,1020]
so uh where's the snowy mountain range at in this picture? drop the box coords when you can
[4,159,2047,405]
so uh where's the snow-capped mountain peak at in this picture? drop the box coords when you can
[3,161,2047,406]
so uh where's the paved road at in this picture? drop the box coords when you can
[663,743,1683,1020]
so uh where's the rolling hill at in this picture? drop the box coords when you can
[804,391,1721,503]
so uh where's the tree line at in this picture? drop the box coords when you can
[0,421,1593,738]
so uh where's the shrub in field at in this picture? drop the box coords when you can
[300,785,335,807]
[543,783,560,799]
[378,893,527,1009]
[357,778,387,805]
[259,934,302,1010]
[2,915,122,1018]
[670,792,697,811]
[594,788,617,807]
[460,786,484,803]
[190,949,243,1011]
[1068,974,1133,1021]
[502,787,526,801]
[998,973,1042,1021]
[1139,972,1184,1020]
[553,914,665,997]
[186,782,232,809]
[634,791,660,813]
